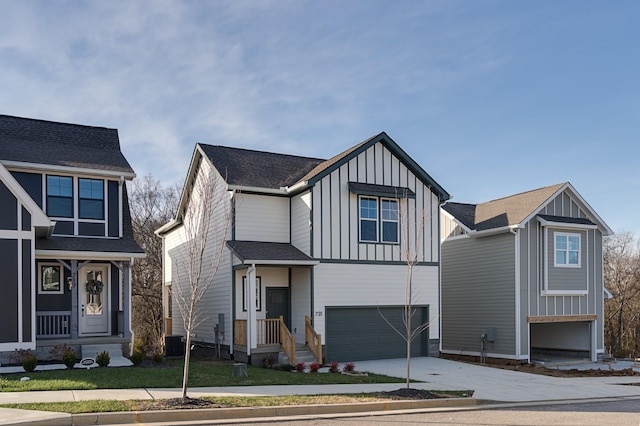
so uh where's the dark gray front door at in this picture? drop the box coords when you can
[266,288,290,327]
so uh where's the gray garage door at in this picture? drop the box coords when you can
[325,306,429,362]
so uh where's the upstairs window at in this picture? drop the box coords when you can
[79,178,104,219]
[359,197,378,242]
[555,232,581,267]
[359,196,399,244]
[47,175,73,218]
[381,199,399,243]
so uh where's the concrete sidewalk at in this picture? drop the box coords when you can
[1,357,640,425]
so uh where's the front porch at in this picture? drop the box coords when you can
[233,316,322,366]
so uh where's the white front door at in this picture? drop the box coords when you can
[78,265,110,336]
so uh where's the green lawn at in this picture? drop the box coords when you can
[0,359,405,392]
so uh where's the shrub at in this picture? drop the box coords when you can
[309,362,320,373]
[96,351,110,367]
[329,361,340,373]
[262,355,275,369]
[152,352,163,364]
[342,362,355,373]
[61,348,77,369]
[21,353,38,373]
[49,344,78,369]
[129,339,145,365]
[295,362,306,372]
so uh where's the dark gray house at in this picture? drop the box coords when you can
[440,182,612,363]
[0,115,144,364]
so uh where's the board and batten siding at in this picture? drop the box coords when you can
[164,160,233,341]
[235,194,289,243]
[311,142,440,262]
[521,189,604,352]
[290,192,312,255]
[312,263,439,339]
[441,232,516,357]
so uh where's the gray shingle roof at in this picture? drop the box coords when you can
[0,115,134,174]
[537,214,596,226]
[198,144,324,189]
[226,240,316,263]
[443,183,566,231]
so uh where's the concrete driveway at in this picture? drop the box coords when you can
[355,357,640,402]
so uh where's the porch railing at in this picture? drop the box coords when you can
[36,311,71,338]
[305,315,322,364]
[233,317,297,364]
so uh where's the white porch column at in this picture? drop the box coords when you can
[591,320,598,362]
[246,264,257,356]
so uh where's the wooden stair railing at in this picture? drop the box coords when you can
[279,316,296,365]
[305,315,322,364]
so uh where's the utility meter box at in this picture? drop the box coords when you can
[485,327,496,342]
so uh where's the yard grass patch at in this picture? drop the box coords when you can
[0,359,405,392]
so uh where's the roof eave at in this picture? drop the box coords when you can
[3,160,136,179]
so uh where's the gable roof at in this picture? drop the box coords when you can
[198,144,324,189]
[443,182,612,235]
[0,163,53,234]
[0,115,135,177]
[295,132,450,201]
[200,132,449,200]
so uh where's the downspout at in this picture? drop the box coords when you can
[511,227,522,360]
[246,264,257,360]
[129,257,135,356]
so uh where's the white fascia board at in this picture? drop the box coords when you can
[604,287,614,300]
[242,259,319,266]
[0,163,52,228]
[155,219,181,236]
[283,180,309,194]
[541,290,588,296]
[228,184,288,195]
[468,225,519,238]
[35,249,146,261]
[3,161,136,180]
[537,217,598,230]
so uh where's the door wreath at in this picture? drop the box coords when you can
[85,279,104,295]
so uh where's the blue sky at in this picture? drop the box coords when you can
[1,1,638,234]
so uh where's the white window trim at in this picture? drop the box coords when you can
[380,197,399,244]
[358,196,379,243]
[38,262,64,295]
[44,174,109,237]
[554,232,581,268]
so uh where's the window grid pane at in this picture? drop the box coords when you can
[47,176,73,217]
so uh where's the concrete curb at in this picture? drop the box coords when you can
[18,398,477,426]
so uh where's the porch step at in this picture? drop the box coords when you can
[81,344,133,367]
[278,346,318,366]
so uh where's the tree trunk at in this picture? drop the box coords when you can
[182,329,192,400]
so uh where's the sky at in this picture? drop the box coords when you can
[1,1,638,235]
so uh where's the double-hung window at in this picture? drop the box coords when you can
[79,178,104,219]
[359,197,378,242]
[359,196,399,244]
[555,232,581,267]
[381,199,399,243]
[47,175,73,218]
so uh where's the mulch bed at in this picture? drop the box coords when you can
[378,388,440,399]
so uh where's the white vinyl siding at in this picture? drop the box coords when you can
[234,194,289,243]
[291,192,312,255]
[162,160,233,341]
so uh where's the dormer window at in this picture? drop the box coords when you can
[79,178,104,220]
[47,175,73,218]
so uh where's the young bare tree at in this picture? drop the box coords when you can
[604,232,640,357]
[378,193,433,389]
[172,164,232,400]
[130,175,179,353]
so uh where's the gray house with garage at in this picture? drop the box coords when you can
[157,132,450,365]
[0,115,144,364]
[440,182,612,363]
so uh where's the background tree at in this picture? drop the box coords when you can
[378,193,432,389]
[130,175,179,354]
[171,164,232,400]
[604,232,640,357]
